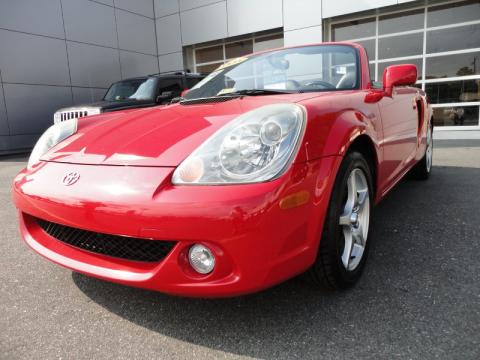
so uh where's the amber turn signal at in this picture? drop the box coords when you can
[279,190,310,210]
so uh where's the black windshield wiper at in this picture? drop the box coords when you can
[217,89,296,97]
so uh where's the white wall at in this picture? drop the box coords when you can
[284,0,323,46]
[227,0,283,37]
[0,0,159,153]
[322,0,417,18]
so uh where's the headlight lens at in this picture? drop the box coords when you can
[28,119,77,169]
[172,103,306,184]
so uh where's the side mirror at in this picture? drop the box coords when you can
[181,89,189,97]
[383,64,417,97]
[156,91,174,103]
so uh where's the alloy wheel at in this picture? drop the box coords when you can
[339,168,370,271]
[426,123,433,172]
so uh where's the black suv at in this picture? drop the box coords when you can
[53,71,205,123]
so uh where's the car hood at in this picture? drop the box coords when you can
[43,93,323,167]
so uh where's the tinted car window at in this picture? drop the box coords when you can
[186,77,203,88]
[104,78,156,101]
[158,78,183,96]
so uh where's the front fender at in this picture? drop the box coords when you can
[300,102,382,162]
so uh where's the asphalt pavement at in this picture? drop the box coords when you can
[1,140,479,359]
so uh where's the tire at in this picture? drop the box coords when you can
[309,151,374,290]
[411,120,433,180]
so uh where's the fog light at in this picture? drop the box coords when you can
[188,244,215,274]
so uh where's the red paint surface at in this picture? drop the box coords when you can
[12,43,432,297]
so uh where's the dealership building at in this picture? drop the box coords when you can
[0,0,479,153]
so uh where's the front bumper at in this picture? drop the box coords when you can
[12,158,339,297]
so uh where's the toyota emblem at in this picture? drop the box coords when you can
[62,172,80,186]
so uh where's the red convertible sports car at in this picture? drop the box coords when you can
[12,43,433,297]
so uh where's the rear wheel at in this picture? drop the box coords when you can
[309,152,373,290]
[411,120,433,180]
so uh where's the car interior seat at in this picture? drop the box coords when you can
[336,70,356,89]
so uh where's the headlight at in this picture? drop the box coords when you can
[172,103,306,184]
[28,119,78,169]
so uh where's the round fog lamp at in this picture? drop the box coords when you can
[188,244,215,274]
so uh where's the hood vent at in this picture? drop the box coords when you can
[180,96,240,106]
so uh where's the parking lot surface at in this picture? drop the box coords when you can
[1,140,479,360]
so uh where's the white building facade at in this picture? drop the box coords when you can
[161,0,479,138]
[0,0,478,153]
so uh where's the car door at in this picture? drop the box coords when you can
[377,86,419,189]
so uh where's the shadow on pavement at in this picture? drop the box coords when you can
[0,153,29,162]
[73,165,480,359]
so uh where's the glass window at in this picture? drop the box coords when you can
[378,33,423,59]
[185,45,359,99]
[156,78,184,102]
[379,9,424,35]
[428,0,480,28]
[103,78,156,101]
[194,33,284,74]
[427,24,480,54]
[186,77,203,88]
[425,80,480,103]
[355,39,375,61]
[196,45,223,63]
[253,34,284,52]
[225,40,253,59]
[433,106,479,126]
[426,52,480,79]
[378,58,423,80]
[332,18,376,41]
[197,63,222,74]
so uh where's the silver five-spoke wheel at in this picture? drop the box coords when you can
[339,168,370,271]
[426,123,433,173]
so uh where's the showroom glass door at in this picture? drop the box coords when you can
[328,0,480,130]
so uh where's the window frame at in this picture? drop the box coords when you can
[328,0,480,130]
[192,31,284,75]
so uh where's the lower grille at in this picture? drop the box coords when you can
[36,218,176,262]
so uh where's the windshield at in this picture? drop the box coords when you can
[104,78,157,101]
[184,45,359,99]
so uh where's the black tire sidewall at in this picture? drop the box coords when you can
[426,121,433,175]
[413,120,433,180]
[321,152,374,288]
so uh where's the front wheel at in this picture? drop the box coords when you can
[411,120,433,180]
[309,152,373,290]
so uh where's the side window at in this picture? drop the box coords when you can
[157,78,183,97]
[186,77,203,89]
